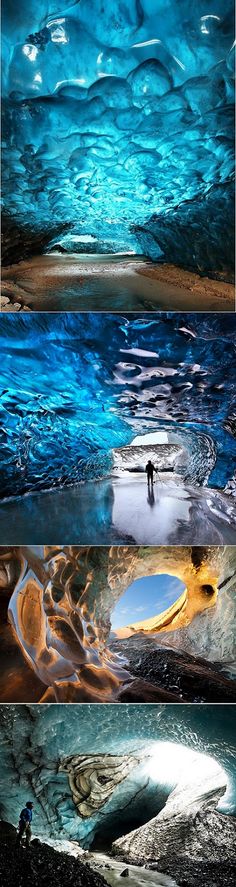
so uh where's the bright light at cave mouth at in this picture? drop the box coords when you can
[143,742,226,791]
[132,432,169,445]
[111,573,185,632]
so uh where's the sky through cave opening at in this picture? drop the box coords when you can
[110,574,186,634]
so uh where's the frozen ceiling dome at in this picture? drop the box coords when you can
[2,0,234,276]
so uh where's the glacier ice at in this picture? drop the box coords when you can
[0,703,235,849]
[0,312,235,500]
[1,0,234,276]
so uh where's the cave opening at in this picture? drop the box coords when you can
[113,430,187,478]
[88,742,227,852]
[90,781,168,851]
[110,573,186,636]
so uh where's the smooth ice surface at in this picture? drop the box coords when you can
[0,476,235,545]
[2,0,234,275]
[0,313,235,505]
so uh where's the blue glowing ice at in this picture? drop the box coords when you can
[0,312,235,499]
[1,0,234,274]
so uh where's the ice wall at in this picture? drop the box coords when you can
[0,313,235,499]
[2,0,234,275]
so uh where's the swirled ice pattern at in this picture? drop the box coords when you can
[2,0,235,273]
[0,312,235,499]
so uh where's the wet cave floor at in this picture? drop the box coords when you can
[1,256,234,312]
[0,475,235,545]
[89,852,236,887]
[90,853,178,886]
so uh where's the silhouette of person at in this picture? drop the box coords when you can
[16,801,34,848]
[145,460,155,488]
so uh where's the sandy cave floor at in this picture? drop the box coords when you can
[1,255,234,312]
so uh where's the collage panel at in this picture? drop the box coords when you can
[1,0,235,886]
[0,703,236,887]
[1,0,235,313]
[0,545,236,705]
[0,312,235,544]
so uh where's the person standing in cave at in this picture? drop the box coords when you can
[16,801,34,848]
[145,459,156,488]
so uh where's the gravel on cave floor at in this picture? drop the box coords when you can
[0,834,107,887]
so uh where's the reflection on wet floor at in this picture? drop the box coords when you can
[90,853,178,887]
[0,474,235,545]
[2,255,234,312]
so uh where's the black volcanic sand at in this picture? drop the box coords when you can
[0,823,106,887]
[144,857,236,887]
[145,860,236,887]
[111,635,236,703]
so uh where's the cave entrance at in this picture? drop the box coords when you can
[90,743,226,851]
[110,573,186,636]
[113,430,186,478]
[90,760,170,852]
[90,781,168,851]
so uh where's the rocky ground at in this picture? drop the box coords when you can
[0,823,178,887]
[111,635,236,703]
[138,263,235,310]
[112,789,236,887]
[0,295,31,311]
[0,822,106,887]
[144,857,236,887]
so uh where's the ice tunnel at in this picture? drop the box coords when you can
[0,312,236,503]
[1,545,236,703]
[0,703,235,862]
[1,0,235,278]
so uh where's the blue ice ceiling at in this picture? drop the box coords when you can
[2,0,235,274]
[0,312,235,499]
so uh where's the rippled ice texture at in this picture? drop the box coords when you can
[2,0,234,274]
[0,312,235,499]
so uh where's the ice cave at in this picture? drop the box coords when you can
[0,544,236,704]
[1,0,235,310]
[0,312,235,544]
[0,703,235,887]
